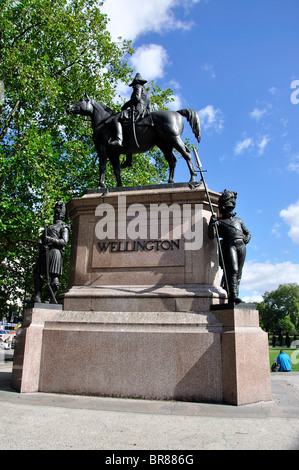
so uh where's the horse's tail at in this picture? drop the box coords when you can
[177,109,201,143]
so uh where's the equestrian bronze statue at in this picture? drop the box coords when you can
[66,76,201,188]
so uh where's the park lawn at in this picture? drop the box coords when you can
[269,347,299,372]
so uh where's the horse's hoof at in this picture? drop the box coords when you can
[188,181,201,190]
[97,187,109,195]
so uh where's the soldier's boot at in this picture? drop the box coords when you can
[109,122,123,147]
[228,274,242,304]
[51,281,60,295]
[47,277,60,303]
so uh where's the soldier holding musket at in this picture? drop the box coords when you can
[208,190,251,304]
[31,201,70,304]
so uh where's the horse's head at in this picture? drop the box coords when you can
[66,93,93,117]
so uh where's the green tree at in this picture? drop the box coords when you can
[258,283,299,333]
[278,315,295,335]
[0,0,173,317]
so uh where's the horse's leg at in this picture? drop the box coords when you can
[159,144,177,183]
[109,154,122,187]
[172,137,197,183]
[98,152,108,188]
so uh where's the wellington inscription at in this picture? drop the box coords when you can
[97,239,181,253]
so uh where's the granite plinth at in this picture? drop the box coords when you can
[62,284,225,313]
[38,309,224,403]
[62,184,226,311]
[12,305,271,406]
[11,307,60,393]
[85,182,196,194]
[213,305,272,405]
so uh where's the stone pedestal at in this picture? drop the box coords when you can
[11,304,62,393]
[62,183,226,311]
[12,304,271,405]
[211,304,272,406]
[12,184,271,405]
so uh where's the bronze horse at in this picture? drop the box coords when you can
[66,94,201,188]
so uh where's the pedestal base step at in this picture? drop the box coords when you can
[11,305,272,406]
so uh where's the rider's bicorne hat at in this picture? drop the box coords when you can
[129,73,147,87]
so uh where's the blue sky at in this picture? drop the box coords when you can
[101,0,299,301]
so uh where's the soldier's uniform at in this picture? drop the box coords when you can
[208,191,251,303]
[31,202,70,303]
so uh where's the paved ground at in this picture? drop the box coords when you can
[0,354,299,451]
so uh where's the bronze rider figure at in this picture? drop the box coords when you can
[109,73,151,147]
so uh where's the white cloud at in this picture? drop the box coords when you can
[233,135,270,155]
[271,222,281,239]
[198,105,224,134]
[287,154,299,174]
[280,200,299,244]
[257,135,270,155]
[114,80,132,104]
[234,137,254,155]
[101,0,198,42]
[130,44,169,81]
[249,108,267,121]
[168,94,183,111]
[241,292,264,303]
[288,161,299,173]
[165,80,183,110]
[241,261,299,294]
[201,63,216,78]
[269,86,279,96]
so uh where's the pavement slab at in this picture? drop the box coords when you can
[0,360,298,450]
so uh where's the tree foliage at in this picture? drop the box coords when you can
[0,0,173,317]
[258,283,299,333]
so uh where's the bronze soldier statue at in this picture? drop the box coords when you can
[208,190,251,304]
[109,73,151,147]
[31,201,70,304]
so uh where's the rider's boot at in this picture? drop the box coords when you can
[109,122,123,147]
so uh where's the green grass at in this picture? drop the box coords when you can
[269,347,299,372]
